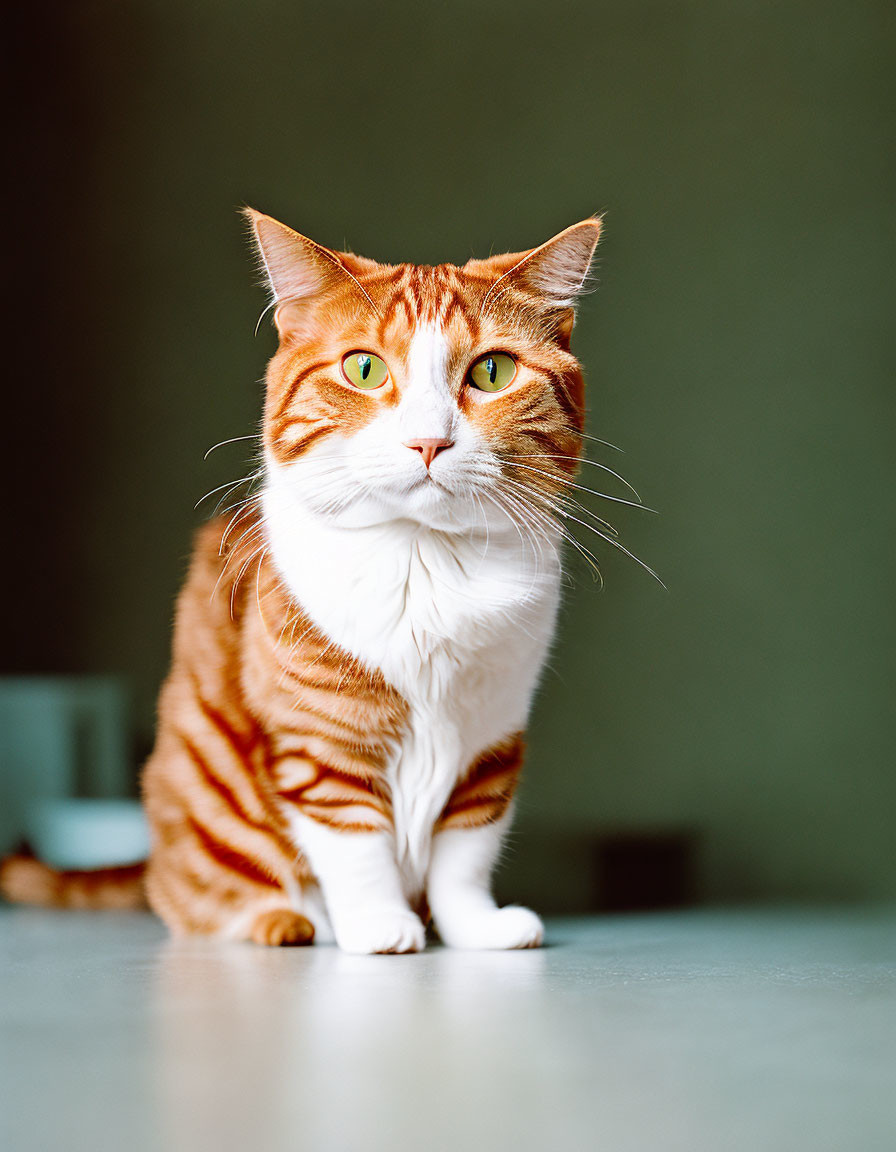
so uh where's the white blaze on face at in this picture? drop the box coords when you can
[399,323,456,443]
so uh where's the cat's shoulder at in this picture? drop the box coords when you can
[174,507,266,627]
[190,507,263,572]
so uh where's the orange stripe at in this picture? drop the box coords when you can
[179,735,268,831]
[273,358,331,422]
[194,690,260,756]
[438,736,524,830]
[186,817,278,888]
[272,419,333,461]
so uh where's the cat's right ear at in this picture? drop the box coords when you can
[243,208,367,342]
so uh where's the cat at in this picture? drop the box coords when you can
[0,208,602,952]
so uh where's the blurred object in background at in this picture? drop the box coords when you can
[0,677,146,867]
[595,829,699,912]
[25,798,150,870]
[496,827,701,914]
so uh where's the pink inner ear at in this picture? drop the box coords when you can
[523,221,602,308]
[252,215,330,304]
[474,219,602,313]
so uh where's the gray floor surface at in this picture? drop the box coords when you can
[1,905,894,1151]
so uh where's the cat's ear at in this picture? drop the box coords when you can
[243,208,373,341]
[472,217,602,342]
[505,217,602,308]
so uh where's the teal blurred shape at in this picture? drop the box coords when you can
[0,677,131,857]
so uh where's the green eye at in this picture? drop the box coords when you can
[342,351,389,390]
[469,353,517,393]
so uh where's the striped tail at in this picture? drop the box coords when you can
[0,853,147,909]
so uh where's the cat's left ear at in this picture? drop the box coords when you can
[243,207,375,341]
[473,217,603,344]
[507,217,602,308]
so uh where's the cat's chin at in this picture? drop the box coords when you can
[309,486,479,534]
[398,475,459,512]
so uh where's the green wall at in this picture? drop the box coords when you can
[8,0,894,900]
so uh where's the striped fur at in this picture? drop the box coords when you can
[2,210,601,952]
[436,736,525,831]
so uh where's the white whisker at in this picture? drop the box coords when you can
[579,430,623,453]
[507,476,663,588]
[506,461,656,513]
[203,434,260,461]
[507,454,642,502]
[194,472,259,511]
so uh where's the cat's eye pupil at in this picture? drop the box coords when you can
[468,352,516,393]
[342,351,389,390]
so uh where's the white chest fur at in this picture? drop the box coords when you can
[263,481,561,897]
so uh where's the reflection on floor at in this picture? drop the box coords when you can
[1,906,894,1151]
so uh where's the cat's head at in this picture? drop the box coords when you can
[247,208,601,534]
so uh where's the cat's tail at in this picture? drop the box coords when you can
[0,853,147,910]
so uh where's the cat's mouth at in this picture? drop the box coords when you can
[404,470,447,494]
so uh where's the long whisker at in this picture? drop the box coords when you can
[488,486,560,577]
[470,491,489,563]
[516,477,619,537]
[554,493,618,537]
[254,298,278,336]
[516,477,664,588]
[578,430,624,453]
[219,493,265,551]
[203,434,260,460]
[501,475,663,588]
[230,539,270,619]
[553,504,664,587]
[278,620,322,688]
[485,487,529,564]
[497,480,578,577]
[210,518,266,608]
[480,490,490,564]
[254,547,269,612]
[519,499,603,584]
[506,462,657,513]
[482,488,541,575]
[560,531,604,585]
[506,454,642,502]
[194,473,258,510]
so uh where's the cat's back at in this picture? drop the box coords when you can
[149,509,267,768]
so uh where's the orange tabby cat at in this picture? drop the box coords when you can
[1,209,601,951]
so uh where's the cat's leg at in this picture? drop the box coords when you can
[286,813,425,954]
[427,737,543,950]
[427,817,543,949]
[146,839,315,946]
[143,741,315,947]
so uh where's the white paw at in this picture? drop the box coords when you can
[436,905,544,950]
[333,906,426,955]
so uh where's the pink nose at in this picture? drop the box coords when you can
[404,438,454,470]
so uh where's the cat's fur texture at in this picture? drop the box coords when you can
[0,209,601,952]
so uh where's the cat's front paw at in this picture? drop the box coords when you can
[333,906,426,955]
[436,904,544,950]
[249,908,315,946]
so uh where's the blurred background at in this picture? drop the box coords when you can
[4,0,894,908]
